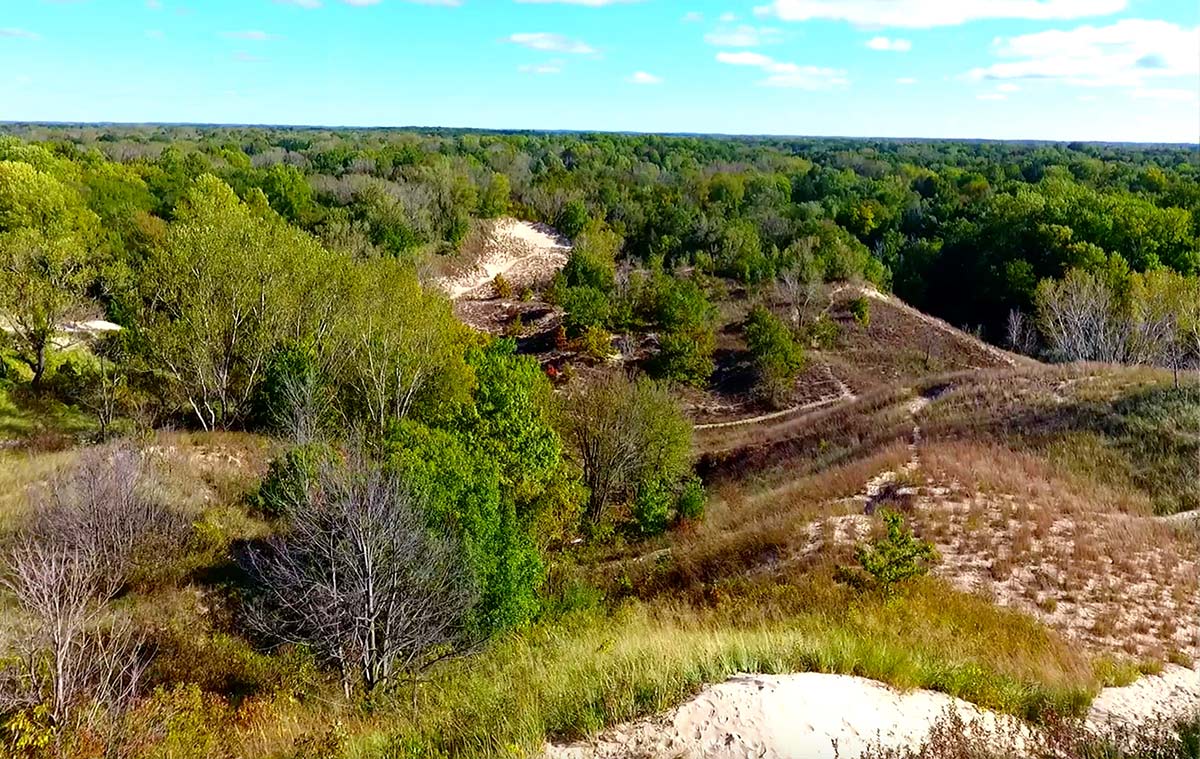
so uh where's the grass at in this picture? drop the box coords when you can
[325,574,1112,758]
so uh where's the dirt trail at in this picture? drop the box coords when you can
[695,367,856,431]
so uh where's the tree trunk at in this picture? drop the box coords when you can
[31,343,47,391]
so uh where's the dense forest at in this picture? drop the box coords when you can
[2,123,1198,341]
[0,125,1198,757]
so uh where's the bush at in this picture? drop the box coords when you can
[632,479,673,536]
[576,326,614,362]
[744,305,805,404]
[850,296,871,327]
[675,476,707,523]
[848,510,939,596]
[653,328,714,387]
[253,442,334,517]
[560,286,611,338]
[249,341,321,434]
[807,313,840,349]
[493,273,513,300]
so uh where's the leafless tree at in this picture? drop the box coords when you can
[1005,309,1038,357]
[0,444,177,732]
[244,452,476,697]
[1036,269,1128,363]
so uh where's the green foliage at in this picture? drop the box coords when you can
[744,305,805,403]
[577,325,614,362]
[654,327,715,387]
[253,442,334,517]
[849,296,871,327]
[850,510,939,595]
[387,422,542,633]
[807,313,840,349]
[632,478,673,536]
[556,199,590,240]
[249,340,322,434]
[493,273,513,299]
[563,222,620,293]
[675,476,707,523]
[560,286,611,338]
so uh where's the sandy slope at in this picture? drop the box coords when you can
[546,667,1200,759]
[546,673,1024,759]
[440,219,570,301]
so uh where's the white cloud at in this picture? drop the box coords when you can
[976,93,1007,100]
[627,71,663,84]
[896,77,917,85]
[755,0,1126,28]
[222,30,277,40]
[146,0,162,8]
[716,50,847,89]
[519,61,564,74]
[966,19,1200,89]
[146,29,164,39]
[682,11,704,23]
[274,0,322,6]
[705,24,782,46]
[1132,87,1198,102]
[516,0,644,5]
[0,28,40,40]
[508,32,596,54]
[996,83,1021,92]
[719,12,738,22]
[866,36,911,51]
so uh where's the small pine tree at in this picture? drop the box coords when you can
[853,510,938,595]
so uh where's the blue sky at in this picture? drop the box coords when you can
[1,0,1197,142]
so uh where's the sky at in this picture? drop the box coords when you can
[0,0,1197,143]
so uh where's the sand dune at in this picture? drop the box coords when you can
[547,667,1200,759]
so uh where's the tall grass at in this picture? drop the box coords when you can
[343,577,1107,758]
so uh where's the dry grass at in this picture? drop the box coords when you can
[910,440,1200,662]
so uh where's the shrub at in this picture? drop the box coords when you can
[560,286,611,338]
[249,341,322,434]
[493,273,513,300]
[253,442,334,517]
[653,328,715,387]
[807,313,840,349]
[850,296,872,327]
[744,305,805,404]
[576,326,614,362]
[632,479,673,536]
[675,476,707,523]
[850,510,939,596]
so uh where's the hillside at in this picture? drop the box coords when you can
[0,128,1197,759]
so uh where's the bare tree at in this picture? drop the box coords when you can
[1036,269,1127,363]
[1005,309,1038,357]
[0,444,177,732]
[244,451,476,697]
[561,373,692,524]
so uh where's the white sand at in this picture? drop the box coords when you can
[546,673,1023,759]
[547,667,1200,759]
[441,219,570,300]
[1087,664,1200,730]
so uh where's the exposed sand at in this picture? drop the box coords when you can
[440,218,570,301]
[1088,664,1200,730]
[546,667,1200,759]
[546,673,1024,759]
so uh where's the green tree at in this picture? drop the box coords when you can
[852,510,939,596]
[561,373,692,527]
[744,305,805,405]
